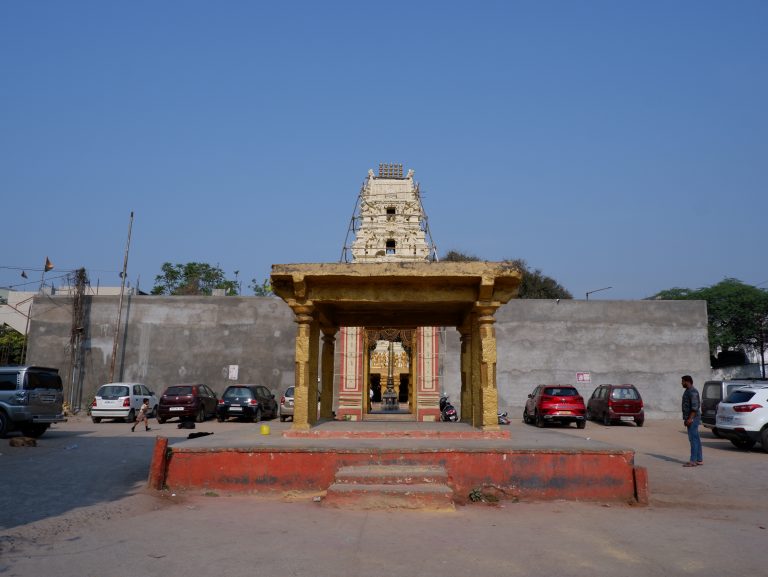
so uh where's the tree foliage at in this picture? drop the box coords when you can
[250,277,274,296]
[650,279,768,371]
[0,326,25,365]
[439,251,572,299]
[151,262,238,296]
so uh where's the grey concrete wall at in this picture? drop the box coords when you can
[27,295,296,410]
[28,295,710,418]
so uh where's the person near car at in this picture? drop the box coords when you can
[131,398,152,432]
[681,375,702,466]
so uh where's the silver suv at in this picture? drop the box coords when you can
[0,366,66,437]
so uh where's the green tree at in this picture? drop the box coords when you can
[439,251,572,299]
[650,279,768,375]
[250,277,274,296]
[0,326,25,364]
[151,262,239,296]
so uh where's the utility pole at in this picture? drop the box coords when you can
[109,211,134,383]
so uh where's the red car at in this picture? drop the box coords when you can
[587,384,644,427]
[157,383,218,424]
[523,384,586,429]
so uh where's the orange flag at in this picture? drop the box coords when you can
[44,257,54,272]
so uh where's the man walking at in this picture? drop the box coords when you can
[681,375,702,467]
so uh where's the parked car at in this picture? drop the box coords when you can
[216,384,278,422]
[279,386,294,421]
[523,384,586,428]
[157,384,218,424]
[90,382,158,423]
[587,384,644,426]
[0,365,66,437]
[715,385,768,452]
[702,379,768,437]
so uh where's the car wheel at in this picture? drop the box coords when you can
[0,411,8,437]
[196,407,206,423]
[216,415,225,423]
[91,417,102,424]
[602,413,611,426]
[577,419,586,429]
[635,418,644,427]
[730,438,756,450]
[535,412,544,428]
[157,415,166,424]
[760,427,768,453]
[280,414,287,422]
[523,409,531,424]
[20,424,49,438]
[253,408,262,423]
[586,408,593,421]
[711,427,721,438]
[125,409,136,423]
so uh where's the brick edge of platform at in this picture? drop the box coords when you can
[282,430,512,440]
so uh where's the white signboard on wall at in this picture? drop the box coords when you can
[576,372,591,384]
[228,365,239,380]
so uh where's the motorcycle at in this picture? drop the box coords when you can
[497,411,511,425]
[439,394,458,422]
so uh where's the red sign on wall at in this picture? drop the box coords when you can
[576,372,591,383]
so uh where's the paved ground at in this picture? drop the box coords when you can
[1,415,767,577]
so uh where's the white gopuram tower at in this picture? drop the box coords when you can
[337,164,441,422]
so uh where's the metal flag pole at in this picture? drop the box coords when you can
[108,211,134,383]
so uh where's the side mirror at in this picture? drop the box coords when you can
[527,394,533,398]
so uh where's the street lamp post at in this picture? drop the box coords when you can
[586,286,612,300]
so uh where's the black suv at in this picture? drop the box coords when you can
[0,366,66,437]
[216,384,277,422]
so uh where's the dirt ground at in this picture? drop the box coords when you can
[1,416,766,577]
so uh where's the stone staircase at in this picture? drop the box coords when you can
[322,464,455,511]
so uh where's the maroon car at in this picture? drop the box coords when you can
[587,384,644,426]
[157,383,218,424]
[523,384,586,428]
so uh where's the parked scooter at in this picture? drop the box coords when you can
[497,411,511,425]
[439,394,458,422]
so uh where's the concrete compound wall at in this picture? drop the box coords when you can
[27,295,710,418]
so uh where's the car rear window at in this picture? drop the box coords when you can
[284,387,294,397]
[725,390,756,404]
[611,388,639,400]
[165,386,193,396]
[702,383,722,401]
[224,387,253,399]
[544,387,577,396]
[98,385,130,397]
[24,372,63,391]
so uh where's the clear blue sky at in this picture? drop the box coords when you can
[2,1,766,299]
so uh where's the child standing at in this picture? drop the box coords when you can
[131,398,152,432]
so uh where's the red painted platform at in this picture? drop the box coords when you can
[150,421,648,506]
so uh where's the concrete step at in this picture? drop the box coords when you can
[334,464,449,485]
[322,464,455,511]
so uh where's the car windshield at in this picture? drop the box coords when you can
[725,390,756,403]
[544,387,577,396]
[24,372,63,391]
[611,388,639,400]
[224,387,253,399]
[165,386,193,396]
[98,385,130,397]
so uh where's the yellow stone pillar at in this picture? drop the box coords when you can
[320,328,336,420]
[291,304,316,431]
[477,306,499,431]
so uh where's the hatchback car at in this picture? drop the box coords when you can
[157,384,218,424]
[587,384,644,426]
[523,384,586,428]
[216,384,278,422]
[90,382,158,423]
[715,385,768,452]
[279,386,294,421]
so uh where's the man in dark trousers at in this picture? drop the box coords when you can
[681,375,702,467]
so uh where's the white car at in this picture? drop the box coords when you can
[715,385,768,452]
[90,382,158,423]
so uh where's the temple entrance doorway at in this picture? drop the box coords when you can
[364,331,415,421]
